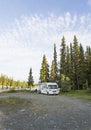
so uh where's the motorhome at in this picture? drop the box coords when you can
[37,82,60,95]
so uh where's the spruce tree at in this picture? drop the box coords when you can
[40,55,49,82]
[65,45,70,77]
[54,43,58,81]
[85,46,91,87]
[78,43,85,89]
[50,44,58,82]
[28,68,34,87]
[72,35,81,89]
[50,60,55,82]
[60,36,66,78]
[69,43,74,83]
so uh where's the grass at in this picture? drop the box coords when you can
[0,97,32,109]
[7,89,17,93]
[60,90,91,100]
[2,89,31,93]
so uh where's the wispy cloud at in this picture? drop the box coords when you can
[0,12,91,82]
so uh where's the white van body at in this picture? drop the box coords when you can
[38,82,60,95]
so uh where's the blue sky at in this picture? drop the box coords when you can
[0,0,90,26]
[0,0,91,83]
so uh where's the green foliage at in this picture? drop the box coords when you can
[0,74,28,89]
[64,36,86,90]
[40,54,49,82]
[60,36,66,77]
[60,76,72,92]
[61,90,91,100]
[85,46,91,87]
[58,74,72,92]
[50,60,55,82]
[83,80,88,90]
[39,35,91,91]
[28,68,34,87]
[50,44,58,82]
[7,89,17,93]
[65,46,70,77]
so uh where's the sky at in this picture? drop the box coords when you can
[0,0,91,83]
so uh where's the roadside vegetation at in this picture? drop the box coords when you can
[0,68,36,90]
[0,74,28,89]
[60,90,91,100]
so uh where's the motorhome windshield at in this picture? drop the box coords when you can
[48,85,57,89]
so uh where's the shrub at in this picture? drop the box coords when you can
[60,80,72,92]
[7,89,16,93]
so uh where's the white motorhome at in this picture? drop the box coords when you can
[37,82,60,95]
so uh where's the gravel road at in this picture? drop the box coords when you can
[0,92,91,130]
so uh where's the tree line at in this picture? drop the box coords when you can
[0,68,34,89]
[39,35,91,91]
[0,74,28,89]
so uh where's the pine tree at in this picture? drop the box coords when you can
[50,60,55,82]
[60,36,66,78]
[54,43,58,81]
[50,44,58,82]
[40,55,49,82]
[72,35,81,89]
[28,68,34,87]
[69,43,74,83]
[65,45,70,77]
[38,35,91,90]
[78,43,85,89]
[85,46,91,87]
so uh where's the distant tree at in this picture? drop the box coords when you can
[28,68,34,87]
[21,81,28,88]
[0,73,28,89]
[0,74,5,89]
[9,78,14,88]
[40,54,49,82]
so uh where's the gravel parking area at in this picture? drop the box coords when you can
[0,92,91,130]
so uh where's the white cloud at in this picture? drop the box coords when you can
[0,12,91,82]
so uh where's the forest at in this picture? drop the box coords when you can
[39,35,91,92]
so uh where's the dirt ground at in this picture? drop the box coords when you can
[0,92,91,130]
